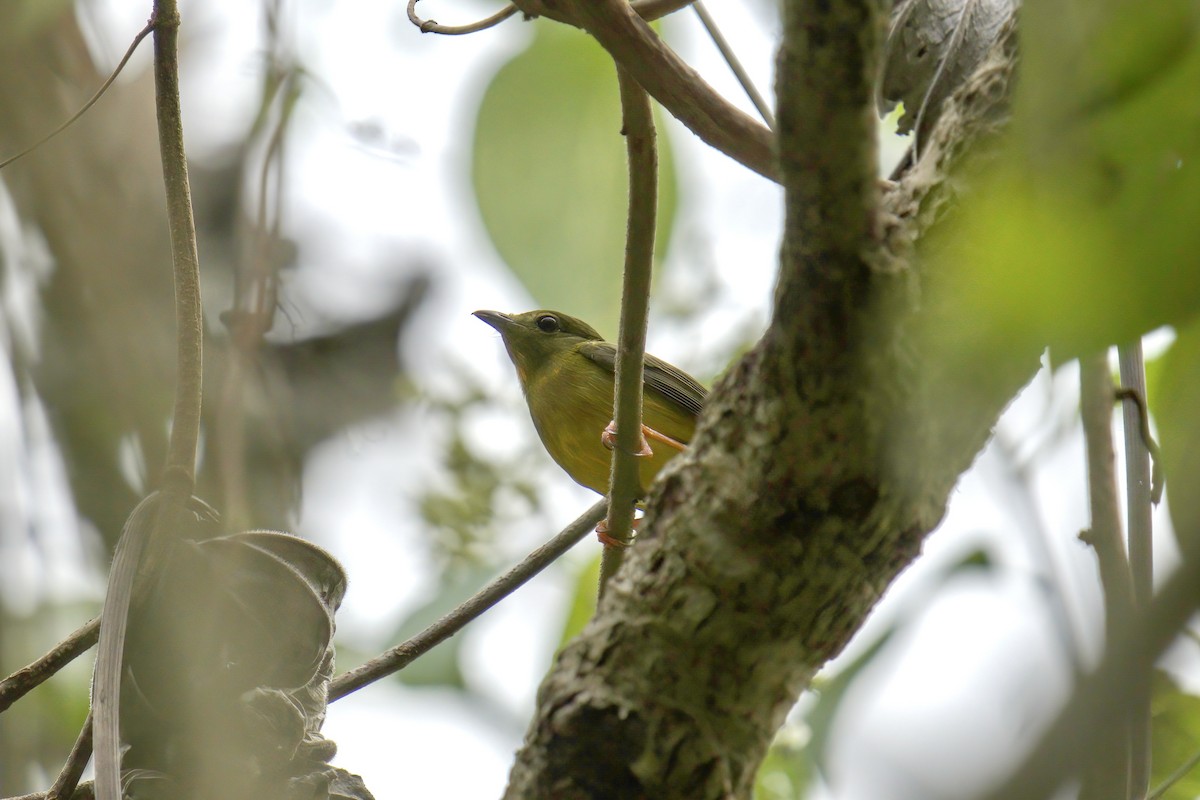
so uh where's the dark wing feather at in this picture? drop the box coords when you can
[578,341,706,419]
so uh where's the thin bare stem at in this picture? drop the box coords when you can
[330,500,608,701]
[1080,355,1135,616]
[1118,342,1153,800]
[0,22,154,170]
[598,66,658,592]
[1078,353,1133,800]
[407,0,518,34]
[692,1,775,129]
[153,6,204,484]
[0,618,99,714]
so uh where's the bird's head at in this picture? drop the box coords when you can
[473,309,603,387]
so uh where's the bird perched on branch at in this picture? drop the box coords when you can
[473,309,707,501]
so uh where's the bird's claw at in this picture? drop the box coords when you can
[602,421,655,457]
[594,518,632,547]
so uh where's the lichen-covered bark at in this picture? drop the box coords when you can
[503,5,1026,800]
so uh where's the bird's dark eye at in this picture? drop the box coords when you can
[536,315,560,333]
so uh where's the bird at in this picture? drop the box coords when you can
[473,309,707,504]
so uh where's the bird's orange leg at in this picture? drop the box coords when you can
[643,425,687,453]
[601,421,686,456]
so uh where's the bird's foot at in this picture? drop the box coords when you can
[601,421,663,457]
[594,515,642,547]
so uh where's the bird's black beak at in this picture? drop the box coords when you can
[473,309,513,332]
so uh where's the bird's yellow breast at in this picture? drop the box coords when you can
[523,350,694,496]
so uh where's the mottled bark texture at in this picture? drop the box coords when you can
[503,5,1027,800]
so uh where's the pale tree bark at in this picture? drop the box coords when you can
[503,4,1025,798]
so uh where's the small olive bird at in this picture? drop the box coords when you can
[473,309,707,502]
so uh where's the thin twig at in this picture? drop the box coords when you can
[598,67,658,592]
[1080,356,1135,614]
[0,618,99,714]
[152,4,205,482]
[329,500,608,701]
[1119,343,1153,800]
[0,22,154,171]
[1077,353,1134,799]
[93,3,206,799]
[692,1,775,129]
[46,712,93,800]
[407,0,518,34]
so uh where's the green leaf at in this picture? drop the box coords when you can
[1151,670,1200,800]
[926,0,1200,361]
[472,22,677,336]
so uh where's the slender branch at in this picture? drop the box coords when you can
[0,21,154,170]
[511,0,777,181]
[330,500,608,701]
[153,4,205,482]
[407,0,518,35]
[1118,342,1153,799]
[1077,353,1134,800]
[93,3,205,799]
[1080,355,1135,614]
[598,66,659,592]
[692,1,775,129]
[46,713,93,800]
[0,618,99,714]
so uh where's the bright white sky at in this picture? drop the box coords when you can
[2,0,1182,797]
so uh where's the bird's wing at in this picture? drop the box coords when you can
[578,341,707,419]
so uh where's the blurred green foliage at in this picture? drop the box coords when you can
[1152,320,1200,545]
[1151,670,1200,800]
[472,21,678,337]
[926,0,1200,362]
[755,723,812,800]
